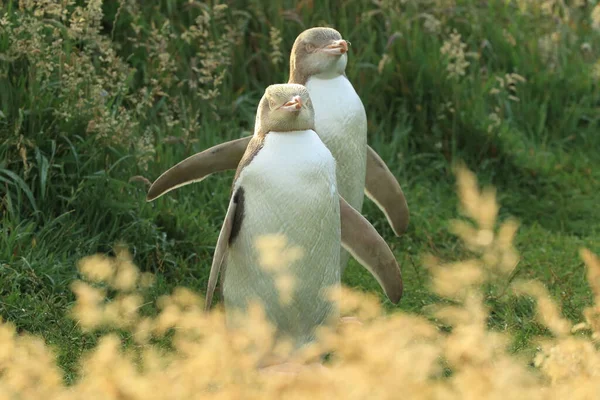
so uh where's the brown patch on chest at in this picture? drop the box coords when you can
[229,187,245,245]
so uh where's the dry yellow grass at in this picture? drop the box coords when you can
[1,164,599,398]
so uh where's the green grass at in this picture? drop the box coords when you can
[1,0,599,382]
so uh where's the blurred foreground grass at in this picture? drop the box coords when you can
[2,165,600,398]
[1,0,599,383]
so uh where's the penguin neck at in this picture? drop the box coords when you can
[290,71,347,85]
[305,74,356,105]
[267,129,315,139]
[288,67,307,85]
[264,130,320,155]
[251,129,327,177]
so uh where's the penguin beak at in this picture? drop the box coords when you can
[321,40,349,55]
[279,95,303,112]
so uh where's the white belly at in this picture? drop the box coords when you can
[306,75,368,271]
[306,75,367,210]
[223,130,341,347]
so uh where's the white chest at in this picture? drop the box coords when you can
[239,130,336,194]
[234,130,339,238]
[305,75,367,143]
[305,75,368,210]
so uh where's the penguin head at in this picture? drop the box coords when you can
[256,84,315,133]
[289,27,349,81]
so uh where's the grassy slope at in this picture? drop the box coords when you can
[1,0,599,381]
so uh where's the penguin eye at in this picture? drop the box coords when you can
[305,43,315,52]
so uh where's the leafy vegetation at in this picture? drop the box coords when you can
[1,0,599,383]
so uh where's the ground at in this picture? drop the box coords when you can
[1,0,599,382]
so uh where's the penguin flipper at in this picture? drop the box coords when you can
[364,145,409,236]
[339,196,403,304]
[205,187,244,311]
[146,136,251,201]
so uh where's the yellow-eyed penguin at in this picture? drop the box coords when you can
[164,84,402,350]
[288,27,385,274]
[146,27,408,275]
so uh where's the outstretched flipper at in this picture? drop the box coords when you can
[339,196,403,304]
[365,145,410,236]
[204,187,244,311]
[146,136,251,201]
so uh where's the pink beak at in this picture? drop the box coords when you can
[321,40,349,55]
[279,95,303,112]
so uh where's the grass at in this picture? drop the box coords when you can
[1,0,599,383]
